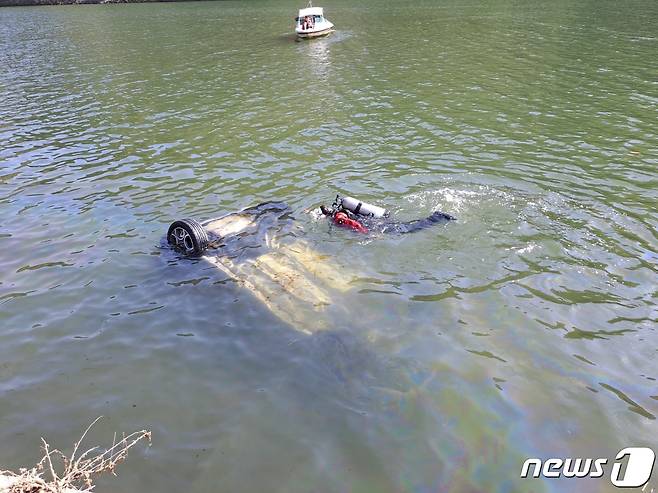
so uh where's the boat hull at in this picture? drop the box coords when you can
[296,27,334,38]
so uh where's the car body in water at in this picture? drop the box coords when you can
[167,202,353,334]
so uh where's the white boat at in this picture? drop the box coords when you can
[295,2,334,39]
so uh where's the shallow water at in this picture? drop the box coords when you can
[0,0,657,491]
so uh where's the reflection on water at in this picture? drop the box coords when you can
[0,0,657,492]
[296,31,352,81]
[307,37,330,79]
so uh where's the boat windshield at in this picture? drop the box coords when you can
[298,14,322,28]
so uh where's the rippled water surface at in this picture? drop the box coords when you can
[1,0,657,491]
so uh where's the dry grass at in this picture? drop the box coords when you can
[0,417,151,493]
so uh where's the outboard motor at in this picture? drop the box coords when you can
[338,195,389,218]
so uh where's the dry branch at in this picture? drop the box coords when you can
[0,417,151,493]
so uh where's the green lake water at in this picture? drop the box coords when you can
[1,0,657,491]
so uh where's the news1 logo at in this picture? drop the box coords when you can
[521,448,656,488]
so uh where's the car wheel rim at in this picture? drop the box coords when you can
[171,227,194,253]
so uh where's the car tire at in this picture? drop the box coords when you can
[167,218,209,256]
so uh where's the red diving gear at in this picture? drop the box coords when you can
[333,211,368,234]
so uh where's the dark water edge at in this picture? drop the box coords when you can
[0,0,209,7]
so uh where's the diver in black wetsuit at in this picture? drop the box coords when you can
[319,202,455,235]
[377,209,456,234]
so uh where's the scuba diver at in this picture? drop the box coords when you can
[319,195,455,234]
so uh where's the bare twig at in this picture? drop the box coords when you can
[0,418,151,493]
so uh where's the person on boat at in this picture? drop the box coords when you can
[319,203,455,235]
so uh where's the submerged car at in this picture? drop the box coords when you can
[168,197,454,333]
[167,202,354,334]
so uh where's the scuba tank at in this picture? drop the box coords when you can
[339,196,389,218]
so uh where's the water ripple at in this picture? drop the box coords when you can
[1,1,657,491]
